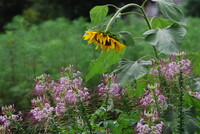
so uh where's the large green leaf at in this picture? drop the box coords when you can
[162,108,177,133]
[118,31,135,46]
[113,59,151,85]
[90,97,114,125]
[86,50,125,81]
[184,107,200,133]
[90,5,108,26]
[184,93,200,118]
[188,52,200,75]
[189,78,200,92]
[144,24,186,54]
[163,107,200,133]
[111,114,136,134]
[152,0,186,25]
[151,17,174,29]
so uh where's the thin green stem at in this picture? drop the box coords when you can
[104,81,111,122]
[106,4,119,9]
[121,11,144,17]
[133,37,145,40]
[152,46,160,60]
[138,55,157,61]
[104,94,109,121]
[153,90,161,113]
[178,71,184,133]
[139,7,160,60]
[141,0,149,8]
[105,3,141,32]
[79,101,93,134]
[139,7,151,29]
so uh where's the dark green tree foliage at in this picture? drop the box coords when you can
[0,0,29,31]
[185,0,200,17]
[24,0,144,20]
[0,0,143,31]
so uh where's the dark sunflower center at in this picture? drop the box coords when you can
[105,39,112,46]
[94,35,101,43]
[94,34,113,46]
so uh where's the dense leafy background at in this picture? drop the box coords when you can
[0,16,95,108]
[0,15,200,109]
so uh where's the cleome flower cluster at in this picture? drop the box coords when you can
[150,54,200,100]
[136,84,166,134]
[30,65,90,122]
[0,104,22,133]
[139,84,167,107]
[150,54,192,81]
[97,74,124,99]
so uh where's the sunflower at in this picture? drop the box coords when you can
[83,31,126,53]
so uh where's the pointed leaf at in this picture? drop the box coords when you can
[144,24,186,54]
[90,5,108,26]
[151,17,174,29]
[113,59,152,85]
[152,0,186,25]
[118,31,135,46]
[86,50,125,81]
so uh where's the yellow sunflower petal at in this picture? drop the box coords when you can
[111,39,116,49]
[97,33,103,44]
[95,44,100,49]
[102,35,107,45]
[83,34,90,40]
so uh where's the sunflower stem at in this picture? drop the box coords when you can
[141,0,149,8]
[105,3,141,32]
[105,2,160,60]
[106,4,120,10]
[121,11,144,17]
[139,6,159,60]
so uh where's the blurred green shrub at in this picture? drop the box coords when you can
[182,17,200,52]
[0,16,97,109]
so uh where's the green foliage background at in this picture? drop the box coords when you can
[0,16,96,108]
[0,15,200,109]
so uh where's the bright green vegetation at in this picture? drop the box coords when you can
[182,17,200,52]
[0,15,200,108]
[0,16,96,108]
